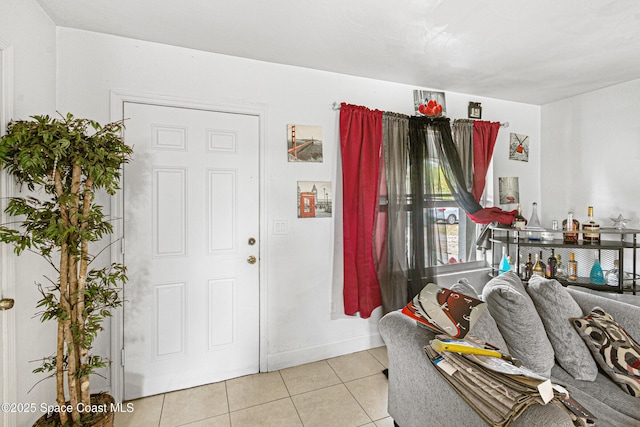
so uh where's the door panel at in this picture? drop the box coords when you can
[122,102,260,400]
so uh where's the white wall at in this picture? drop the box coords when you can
[542,79,640,227]
[55,28,542,377]
[0,1,57,425]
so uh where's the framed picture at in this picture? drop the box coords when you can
[297,181,332,218]
[468,102,482,119]
[509,133,529,162]
[287,124,323,162]
[413,90,446,117]
[498,177,520,204]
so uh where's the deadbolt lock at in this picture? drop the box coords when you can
[248,237,256,246]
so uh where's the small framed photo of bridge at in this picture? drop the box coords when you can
[287,124,323,162]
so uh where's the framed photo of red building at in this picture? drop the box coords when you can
[297,181,332,218]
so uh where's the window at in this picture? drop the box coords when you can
[406,146,482,270]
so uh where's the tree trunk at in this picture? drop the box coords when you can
[56,320,67,426]
[78,177,93,406]
[54,170,70,426]
[67,164,82,419]
[64,320,80,424]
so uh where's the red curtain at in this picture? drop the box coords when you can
[471,121,501,202]
[339,103,383,318]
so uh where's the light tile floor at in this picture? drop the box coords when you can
[115,346,393,427]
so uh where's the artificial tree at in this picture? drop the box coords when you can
[0,113,133,426]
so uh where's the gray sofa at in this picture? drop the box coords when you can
[379,278,640,427]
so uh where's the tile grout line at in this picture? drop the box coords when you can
[277,370,305,426]
[157,393,166,427]
[326,357,376,426]
[223,380,232,426]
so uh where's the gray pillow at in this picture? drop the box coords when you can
[469,310,510,352]
[527,276,598,381]
[449,278,479,299]
[481,271,555,377]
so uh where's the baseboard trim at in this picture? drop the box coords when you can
[266,333,385,371]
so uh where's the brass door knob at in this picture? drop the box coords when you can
[247,255,257,265]
[0,298,15,310]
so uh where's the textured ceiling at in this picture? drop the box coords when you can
[36,0,640,105]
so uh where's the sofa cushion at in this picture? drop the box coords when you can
[481,271,555,377]
[572,307,640,397]
[552,365,640,422]
[526,276,598,381]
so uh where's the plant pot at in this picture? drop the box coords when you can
[33,393,115,427]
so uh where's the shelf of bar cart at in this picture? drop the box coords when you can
[490,226,639,295]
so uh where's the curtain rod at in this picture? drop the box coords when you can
[331,102,510,128]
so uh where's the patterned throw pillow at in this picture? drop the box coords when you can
[571,307,640,397]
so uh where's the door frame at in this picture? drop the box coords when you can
[0,40,16,427]
[109,90,268,403]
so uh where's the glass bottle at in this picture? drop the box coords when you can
[533,251,546,277]
[512,203,527,230]
[524,253,533,280]
[555,253,565,278]
[583,206,600,243]
[562,211,580,244]
[606,260,620,287]
[499,247,511,275]
[527,202,541,241]
[589,251,605,285]
[545,248,557,279]
[567,252,578,281]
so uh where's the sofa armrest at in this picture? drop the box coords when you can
[379,311,573,427]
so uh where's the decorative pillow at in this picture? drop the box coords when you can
[572,307,640,397]
[481,271,555,378]
[449,278,479,300]
[526,276,598,381]
[402,282,486,339]
[448,278,509,351]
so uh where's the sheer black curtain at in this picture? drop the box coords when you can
[406,117,485,296]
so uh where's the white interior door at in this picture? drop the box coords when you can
[122,102,260,400]
[0,43,16,427]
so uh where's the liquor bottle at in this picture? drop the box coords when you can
[554,253,565,278]
[512,203,527,230]
[524,253,533,280]
[567,252,578,281]
[583,206,600,243]
[562,211,580,244]
[606,260,620,287]
[589,251,605,285]
[532,251,546,277]
[546,248,557,279]
[499,247,511,275]
[527,202,542,241]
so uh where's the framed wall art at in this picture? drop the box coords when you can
[297,181,332,218]
[468,102,482,119]
[287,124,323,162]
[498,177,520,204]
[509,133,529,162]
[413,90,447,117]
